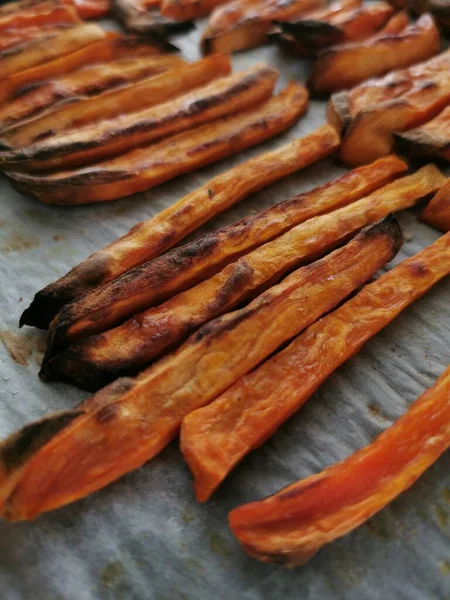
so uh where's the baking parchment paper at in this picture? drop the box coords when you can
[0,22,449,600]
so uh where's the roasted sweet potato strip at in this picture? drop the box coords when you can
[182,232,450,502]
[43,156,417,357]
[308,14,440,95]
[161,0,229,20]
[0,0,78,31]
[2,55,228,147]
[43,166,442,389]
[230,364,450,566]
[21,125,342,330]
[395,104,450,162]
[0,220,401,521]
[112,0,194,38]
[0,34,168,105]
[8,82,308,204]
[0,54,187,135]
[0,23,79,53]
[201,0,325,54]
[73,0,110,19]
[420,180,450,231]
[0,24,106,78]
[0,64,278,172]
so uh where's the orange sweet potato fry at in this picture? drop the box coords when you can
[73,0,110,19]
[42,166,444,389]
[394,104,450,162]
[112,0,194,38]
[308,14,440,95]
[0,0,78,31]
[182,231,450,502]
[0,64,278,172]
[0,219,401,521]
[21,124,341,329]
[41,156,418,357]
[7,83,308,203]
[229,364,450,566]
[420,179,450,231]
[0,23,79,54]
[161,0,229,20]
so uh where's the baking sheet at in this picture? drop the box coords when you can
[0,21,449,600]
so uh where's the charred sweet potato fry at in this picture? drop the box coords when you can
[42,166,443,389]
[161,0,229,20]
[201,0,325,54]
[410,0,450,33]
[2,55,228,147]
[0,220,402,521]
[328,48,450,165]
[394,104,450,161]
[420,179,450,231]
[0,53,187,135]
[0,64,278,171]
[0,33,169,105]
[112,0,193,38]
[0,24,106,78]
[42,156,417,357]
[21,125,342,329]
[309,14,440,95]
[182,232,450,502]
[230,364,450,566]
[8,82,308,203]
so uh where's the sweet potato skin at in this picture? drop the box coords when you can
[42,166,443,390]
[182,231,450,502]
[20,124,340,330]
[0,220,402,521]
[229,364,450,566]
[42,155,412,356]
[8,82,308,204]
[420,179,450,231]
[0,65,279,172]
[308,14,441,95]
[394,104,450,161]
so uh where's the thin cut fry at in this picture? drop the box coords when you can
[420,180,450,231]
[229,364,450,566]
[0,64,278,171]
[394,104,450,162]
[42,166,443,389]
[20,124,342,329]
[8,82,308,204]
[308,14,440,95]
[182,232,450,501]
[0,219,402,521]
[42,156,415,356]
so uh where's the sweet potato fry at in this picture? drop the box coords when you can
[201,0,325,54]
[182,232,450,502]
[112,0,194,38]
[8,82,308,203]
[308,14,440,95]
[41,155,415,357]
[0,53,187,135]
[73,0,110,19]
[0,33,169,105]
[2,55,227,148]
[420,179,450,231]
[0,24,106,78]
[42,166,443,389]
[0,219,402,521]
[0,0,78,31]
[410,0,450,33]
[21,125,342,330]
[229,364,450,566]
[394,104,450,162]
[0,23,79,53]
[161,0,229,20]
[0,64,278,172]
[328,48,450,165]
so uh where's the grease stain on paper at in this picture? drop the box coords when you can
[101,560,125,588]
[0,330,46,366]
[209,532,232,559]
[0,232,39,253]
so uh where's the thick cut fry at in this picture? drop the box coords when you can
[0,24,106,78]
[0,65,278,172]
[328,49,450,165]
[112,0,194,37]
[182,232,450,501]
[0,220,402,521]
[0,0,78,31]
[42,156,415,356]
[161,0,229,20]
[202,0,326,54]
[229,365,450,566]
[2,55,227,147]
[410,0,450,32]
[420,180,450,231]
[0,34,168,105]
[0,54,187,135]
[309,14,440,95]
[394,104,450,162]
[43,166,442,389]
[20,125,342,330]
[8,83,308,204]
